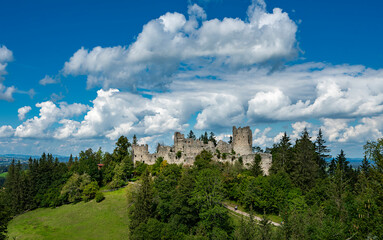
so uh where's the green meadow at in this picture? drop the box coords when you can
[7,188,129,240]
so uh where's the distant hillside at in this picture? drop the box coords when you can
[0,154,69,166]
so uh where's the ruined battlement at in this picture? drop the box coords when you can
[132,126,272,175]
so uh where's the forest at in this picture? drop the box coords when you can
[1,128,382,240]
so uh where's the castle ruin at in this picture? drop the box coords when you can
[132,126,272,175]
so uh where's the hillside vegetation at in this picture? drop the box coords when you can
[7,188,129,240]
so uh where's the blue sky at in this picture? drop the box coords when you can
[1,0,383,157]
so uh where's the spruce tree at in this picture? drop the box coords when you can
[187,130,196,140]
[291,128,319,192]
[129,169,155,230]
[315,128,330,177]
[270,132,292,174]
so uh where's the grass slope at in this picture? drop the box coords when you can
[0,172,8,178]
[7,188,129,240]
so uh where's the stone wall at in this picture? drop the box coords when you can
[132,126,272,175]
[232,126,253,155]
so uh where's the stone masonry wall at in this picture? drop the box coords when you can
[132,126,272,175]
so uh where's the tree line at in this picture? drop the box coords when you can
[1,128,383,239]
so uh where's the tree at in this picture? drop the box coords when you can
[187,130,196,140]
[270,132,292,174]
[60,173,91,203]
[82,181,99,202]
[250,154,263,177]
[291,128,319,192]
[68,154,74,170]
[199,132,209,144]
[113,136,131,163]
[129,169,155,231]
[328,158,336,176]
[0,191,11,240]
[315,129,330,177]
[190,168,233,238]
[133,134,137,145]
[361,155,370,177]
[209,132,217,146]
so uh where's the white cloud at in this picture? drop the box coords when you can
[195,94,245,130]
[273,132,285,143]
[39,75,60,85]
[63,1,297,89]
[290,121,312,140]
[0,46,13,63]
[18,106,32,120]
[253,127,273,147]
[321,116,383,143]
[0,125,14,138]
[0,45,16,101]
[15,101,88,138]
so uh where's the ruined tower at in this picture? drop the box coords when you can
[232,126,252,155]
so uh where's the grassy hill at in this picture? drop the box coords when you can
[7,187,129,240]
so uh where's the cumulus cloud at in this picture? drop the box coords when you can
[18,106,32,120]
[0,125,14,138]
[14,101,88,138]
[63,1,297,89]
[0,45,16,101]
[39,75,60,85]
[253,127,273,147]
[321,116,383,143]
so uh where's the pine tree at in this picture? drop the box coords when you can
[129,169,155,230]
[291,128,319,192]
[361,155,370,177]
[251,154,263,177]
[328,158,336,176]
[270,132,292,174]
[315,129,330,177]
[133,134,137,145]
[209,132,217,146]
[187,130,196,140]
[113,136,131,162]
[68,154,74,170]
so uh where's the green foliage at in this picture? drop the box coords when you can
[0,191,11,240]
[60,173,92,203]
[194,150,213,170]
[73,148,102,184]
[95,192,105,203]
[187,130,196,140]
[176,150,182,159]
[250,154,262,177]
[82,181,99,202]
[270,132,292,174]
[209,132,217,147]
[291,128,319,192]
[134,161,148,176]
[314,129,330,178]
[128,169,155,232]
[199,132,209,144]
[113,136,131,163]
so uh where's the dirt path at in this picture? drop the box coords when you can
[224,205,281,227]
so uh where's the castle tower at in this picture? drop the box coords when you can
[232,126,252,155]
[174,132,185,152]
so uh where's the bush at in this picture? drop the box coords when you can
[95,192,105,203]
[82,181,99,202]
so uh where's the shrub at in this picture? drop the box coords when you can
[95,192,105,203]
[82,181,99,202]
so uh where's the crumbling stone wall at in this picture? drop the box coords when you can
[232,126,253,155]
[132,126,272,175]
